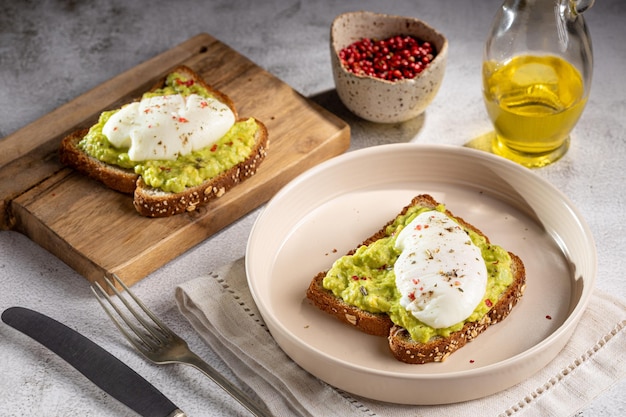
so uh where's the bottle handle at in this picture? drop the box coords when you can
[571,0,595,15]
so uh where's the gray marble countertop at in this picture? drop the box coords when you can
[1,0,624,416]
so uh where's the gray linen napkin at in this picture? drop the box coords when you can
[175,258,626,417]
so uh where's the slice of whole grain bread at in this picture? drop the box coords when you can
[58,65,268,217]
[306,194,526,364]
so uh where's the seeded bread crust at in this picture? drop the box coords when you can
[133,120,268,217]
[305,194,526,364]
[307,271,394,336]
[59,128,139,194]
[58,66,269,217]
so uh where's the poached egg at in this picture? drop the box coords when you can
[102,93,235,161]
[394,210,487,329]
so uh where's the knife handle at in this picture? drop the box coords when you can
[2,307,184,417]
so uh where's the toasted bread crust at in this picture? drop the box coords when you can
[305,194,526,364]
[59,128,139,194]
[307,271,394,336]
[388,252,525,363]
[133,119,268,217]
[58,66,268,217]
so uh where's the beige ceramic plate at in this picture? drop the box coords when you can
[246,144,596,405]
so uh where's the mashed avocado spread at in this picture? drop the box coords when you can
[78,72,258,193]
[322,204,513,344]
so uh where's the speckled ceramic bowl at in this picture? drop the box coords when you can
[331,11,448,123]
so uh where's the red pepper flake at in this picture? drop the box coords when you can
[408,292,416,301]
[485,299,493,308]
[469,359,475,363]
[176,79,195,87]
[177,117,189,123]
[210,144,218,152]
[199,101,208,108]
[351,275,360,281]
[143,108,152,114]
[546,315,552,320]
[415,224,422,231]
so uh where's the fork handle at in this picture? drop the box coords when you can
[184,352,272,417]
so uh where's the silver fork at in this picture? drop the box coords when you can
[91,273,271,417]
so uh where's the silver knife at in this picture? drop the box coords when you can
[2,306,185,417]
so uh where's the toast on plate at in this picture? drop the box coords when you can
[59,65,268,217]
[306,194,526,364]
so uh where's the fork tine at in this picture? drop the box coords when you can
[106,274,175,340]
[91,280,160,352]
[102,274,163,340]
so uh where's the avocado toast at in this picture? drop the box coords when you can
[59,65,268,217]
[306,194,526,364]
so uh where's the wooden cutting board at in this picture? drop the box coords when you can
[0,33,350,289]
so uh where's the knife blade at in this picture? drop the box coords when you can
[2,306,185,417]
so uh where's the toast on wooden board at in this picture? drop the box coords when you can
[59,65,268,217]
[306,194,526,364]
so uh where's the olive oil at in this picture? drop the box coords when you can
[483,55,587,167]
